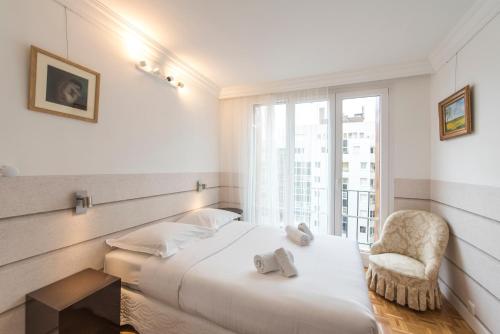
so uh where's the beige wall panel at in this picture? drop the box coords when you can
[393,198,430,211]
[431,180,500,222]
[439,258,500,334]
[0,173,219,219]
[393,178,430,199]
[430,201,500,260]
[0,188,219,267]
[439,279,491,334]
[219,186,241,204]
[444,236,500,298]
[0,305,24,334]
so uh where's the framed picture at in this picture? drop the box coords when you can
[28,46,100,123]
[438,85,472,140]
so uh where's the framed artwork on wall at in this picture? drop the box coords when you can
[438,85,472,140]
[28,45,100,123]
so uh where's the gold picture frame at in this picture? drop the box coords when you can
[438,85,472,140]
[28,46,100,123]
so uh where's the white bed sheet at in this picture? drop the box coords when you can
[139,221,379,334]
[104,249,150,289]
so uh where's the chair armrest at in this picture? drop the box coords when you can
[424,260,441,280]
[369,241,386,255]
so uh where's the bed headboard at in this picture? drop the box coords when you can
[0,172,220,333]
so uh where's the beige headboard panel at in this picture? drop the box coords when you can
[0,172,220,333]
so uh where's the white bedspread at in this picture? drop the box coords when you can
[139,222,378,334]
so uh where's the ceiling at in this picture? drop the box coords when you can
[101,0,476,88]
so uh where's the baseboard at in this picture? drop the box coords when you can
[439,279,491,334]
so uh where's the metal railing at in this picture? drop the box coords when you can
[341,189,377,246]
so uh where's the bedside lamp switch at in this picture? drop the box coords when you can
[75,191,92,215]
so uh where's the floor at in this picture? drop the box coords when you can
[120,292,474,334]
[370,290,475,334]
[120,324,138,334]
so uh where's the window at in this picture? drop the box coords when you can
[319,107,328,124]
[342,177,349,190]
[295,148,305,154]
[294,101,330,233]
[343,140,348,154]
[339,93,384,248]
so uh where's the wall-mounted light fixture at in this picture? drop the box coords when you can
[136,60,184,89]
[75,191,92,215]
[0,165,19,177]
[196,181,206,192]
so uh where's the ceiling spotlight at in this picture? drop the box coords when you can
[176,82,184,89]
[166,76,178,88]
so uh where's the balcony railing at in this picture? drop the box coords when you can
[341,189,377,248]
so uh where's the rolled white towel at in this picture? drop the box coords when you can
[254,251,294,274]
[298,223,314,241]
[285,225,311,246]
[274,247,298,278]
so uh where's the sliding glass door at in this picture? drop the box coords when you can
[334,90,388,249]
[252,99,332,234]
[294,101,330,234]
[251,89,387,246]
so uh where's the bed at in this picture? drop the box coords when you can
[104,221,380,334]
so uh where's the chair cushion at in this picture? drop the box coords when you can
[369,253,425,279]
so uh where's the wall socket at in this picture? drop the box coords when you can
[467,300,476,316]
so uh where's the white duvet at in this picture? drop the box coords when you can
[139,222,379,334]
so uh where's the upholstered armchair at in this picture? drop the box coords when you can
[366,210,449,311]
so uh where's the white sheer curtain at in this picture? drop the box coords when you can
[219,88,330,229]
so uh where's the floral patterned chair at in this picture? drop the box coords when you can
[366,210,449,311]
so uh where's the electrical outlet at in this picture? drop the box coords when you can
[467,300,476,316]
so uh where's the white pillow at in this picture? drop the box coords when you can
[106,222,214,258]
[177,208,240,230]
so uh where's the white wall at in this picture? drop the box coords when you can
[388,76,430,181]
[430,14,500,187]
[0,0,219,176]
[429,13,500,334]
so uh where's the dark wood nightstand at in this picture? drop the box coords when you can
[220,207,243,220]
[26,268,121,334]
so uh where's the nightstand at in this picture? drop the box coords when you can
[219,207,243,220]
[26,268,121,334]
